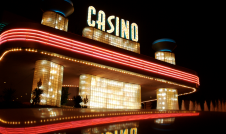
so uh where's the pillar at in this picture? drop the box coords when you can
[31,60,64,107]
[79,74,141,109]
[153,39,178,110]
[157,88,178,110]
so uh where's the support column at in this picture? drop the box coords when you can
[153,39,178,110]
[157,88,178,110]
[31,60,64,107]
[79,74,141,109]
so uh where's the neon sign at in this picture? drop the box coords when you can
[87,6,138,42]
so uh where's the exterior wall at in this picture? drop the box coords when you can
[156,88,178,110]
[31,60,64,107]
[155,51,175,65]
[79,74,141,109]
[41,11,68,32]
[82,27,140,54]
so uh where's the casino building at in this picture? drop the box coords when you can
[0,0,199,109]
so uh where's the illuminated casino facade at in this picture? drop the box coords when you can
[0,0,199,109]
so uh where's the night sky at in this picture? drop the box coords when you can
[1,0,225,104]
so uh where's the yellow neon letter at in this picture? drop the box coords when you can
[96,10,106,31]
[115,17,119,36]
[130,23,138,42]
[120,129,128,134]
[87,6,96,27]
[130,128,137,134]
[120,19,129,39]
[107,15,115,33]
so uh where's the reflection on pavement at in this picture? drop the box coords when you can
[155,118,175,124]
[0,109,199,134]
[82,122,139,134]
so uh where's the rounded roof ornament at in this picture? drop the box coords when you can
[152,38,177,52]
[41,0,74,17]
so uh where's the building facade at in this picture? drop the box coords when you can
[0,0,199,109]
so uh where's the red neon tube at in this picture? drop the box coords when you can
[0,113,199,134]
[0,30,197,80]
[1,30,199,84]
[0,29,200,85]
[0,30,196,78]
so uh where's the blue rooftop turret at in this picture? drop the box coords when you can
[152,38,177,52]
[41,0,74,17]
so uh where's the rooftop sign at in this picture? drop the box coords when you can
[87,6,138,42]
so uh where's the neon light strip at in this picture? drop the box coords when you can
[2,33,194,81]
[1,31,198,82]
[0,35,198,84]
[0,29,199,85]
[1,33,196,81]
[1,30,196,80]
[0,113,199,134]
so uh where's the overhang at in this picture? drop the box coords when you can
[0,22,199,102]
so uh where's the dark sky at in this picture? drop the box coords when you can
[1,0,225,102]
